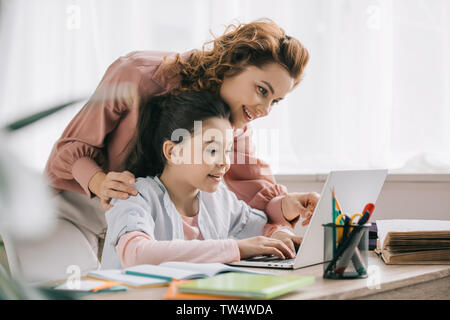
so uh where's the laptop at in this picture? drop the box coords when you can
[229,169,388,269]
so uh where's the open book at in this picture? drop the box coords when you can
[375,219,450,264]
[88,269,169,288]
[124,261,272,281]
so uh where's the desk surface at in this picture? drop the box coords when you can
[88,252,450,300]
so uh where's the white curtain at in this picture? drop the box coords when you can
[0,0,449,174]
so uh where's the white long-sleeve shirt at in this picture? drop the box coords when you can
[101,175,275,269]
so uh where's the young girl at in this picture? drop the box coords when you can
[101,91,300,269]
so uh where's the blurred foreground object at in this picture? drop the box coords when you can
[0,132,59,298]
[0,135,55,240]
[0,98,85,299]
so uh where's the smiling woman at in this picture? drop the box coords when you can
[43,18,317,265]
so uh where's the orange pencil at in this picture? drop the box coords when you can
[331,188,343,214]
[91,280,123,292]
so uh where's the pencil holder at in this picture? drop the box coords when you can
[322,223,369,279]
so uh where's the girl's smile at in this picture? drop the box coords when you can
[207,173,223,183]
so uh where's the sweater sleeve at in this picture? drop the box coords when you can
[224,126,298,228]
[45,54,147,197]
[115,231,240,268]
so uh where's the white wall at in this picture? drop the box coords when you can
[276,174,450,221]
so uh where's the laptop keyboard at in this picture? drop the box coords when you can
[244,255,295,264]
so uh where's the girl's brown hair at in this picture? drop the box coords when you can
[164,18,309,94]
[126,91,230,178]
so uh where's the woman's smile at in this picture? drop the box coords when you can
[220,64,294,129]
[242,105,256,122]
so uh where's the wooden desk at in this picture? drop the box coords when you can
[87,252,450,300]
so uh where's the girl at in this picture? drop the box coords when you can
[45,18,318,261]
[101,91,299,269]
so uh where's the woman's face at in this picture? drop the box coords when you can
[219,63,295,129]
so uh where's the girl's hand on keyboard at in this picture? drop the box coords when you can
[271,230,303,256]
[236,236,296,260]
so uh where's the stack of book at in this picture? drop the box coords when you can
[375,219,450,264]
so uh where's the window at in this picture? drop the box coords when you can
[1,0,449,174]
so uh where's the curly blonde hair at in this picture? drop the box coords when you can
[164,18,310,94]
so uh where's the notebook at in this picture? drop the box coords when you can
[88,269,169,288]
[375,219,450,264]
[163,280,235,300]
[125,262,271,281]
[177,273,315,299]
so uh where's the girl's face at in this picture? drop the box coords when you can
[219,63,295,129]
[167,117,234,193]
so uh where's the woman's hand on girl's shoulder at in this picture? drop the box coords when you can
[88,170,138,210]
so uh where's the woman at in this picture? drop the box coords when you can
[45,18,319,260]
